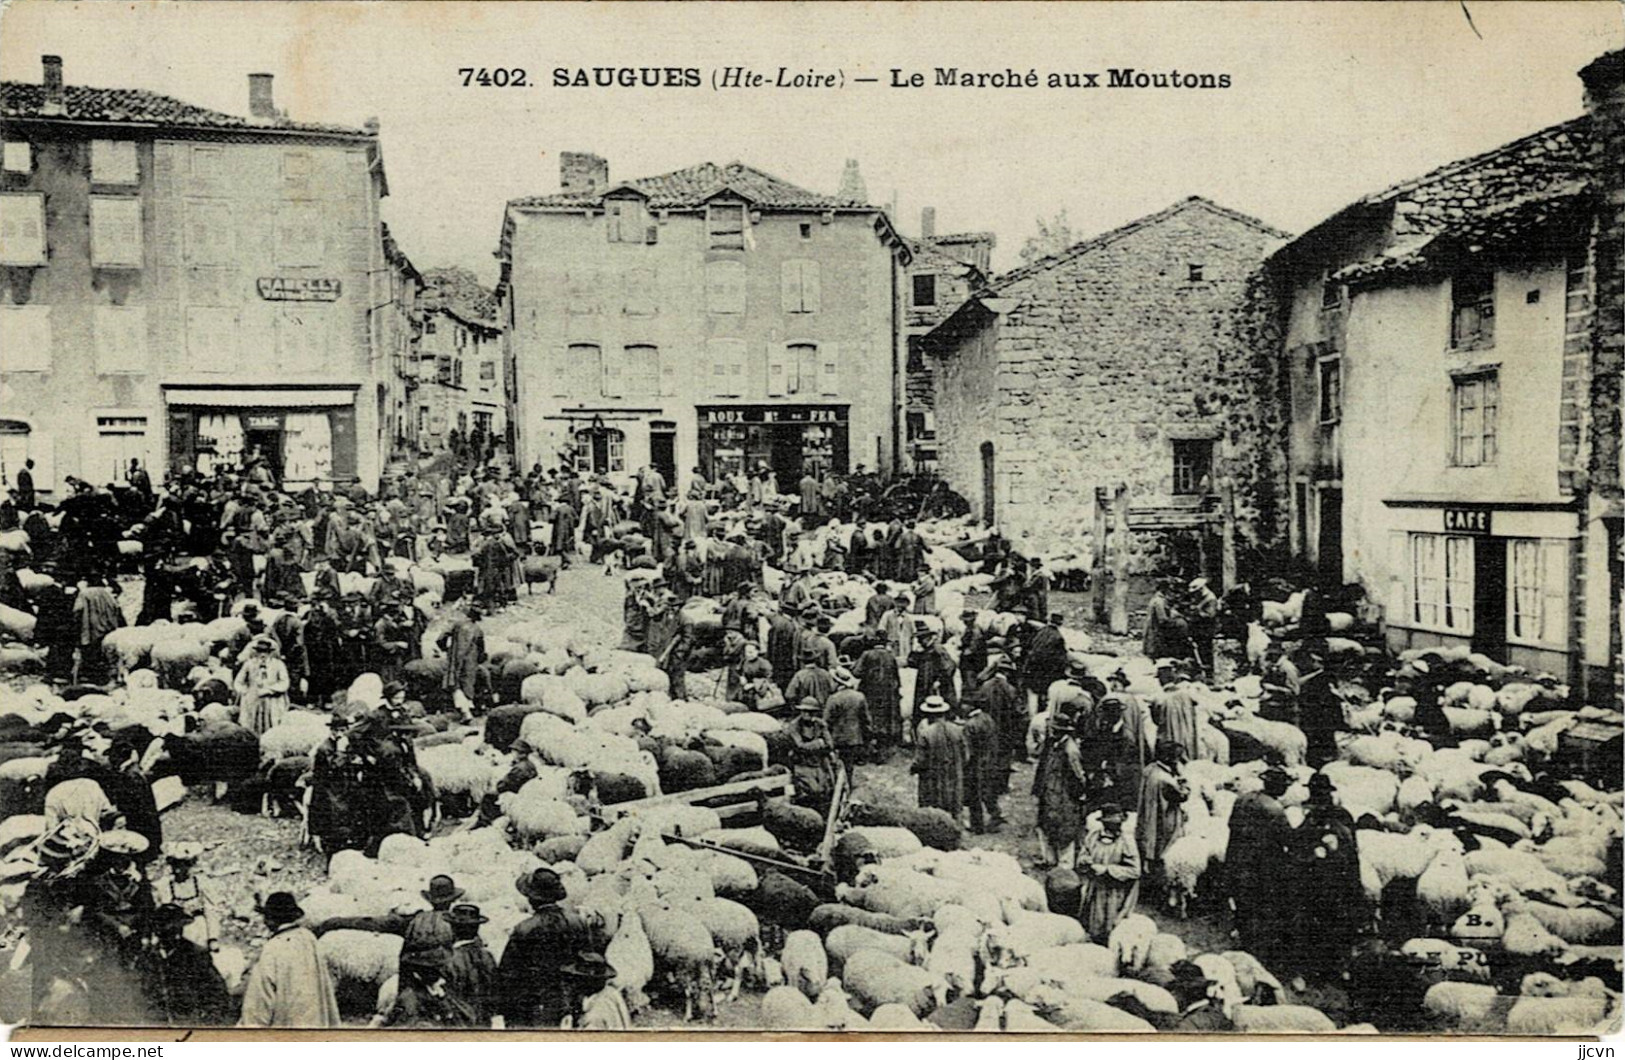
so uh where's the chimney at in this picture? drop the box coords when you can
[248,73,277,119]
[920,207,937,240]
[837,159,868,204]
[41,55,63,116]
[560,152,609,195]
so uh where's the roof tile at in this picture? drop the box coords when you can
[509,160,869,211]
[1,80,368,136]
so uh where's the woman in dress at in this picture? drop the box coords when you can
[234,634,291,735]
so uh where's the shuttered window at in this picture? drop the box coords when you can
[707,260,745,314]
[565,270,601,315]
[599,344,623,398]
[2,142,32,174]
[624,344,659,398]
[606,199,653,244]
[623,268,657,316]
[276,204,322,267]
[185,201,234,265]
[1452,372,1498,467]
[90,197,143,267]
[186,307,238,373]
[709,338,746,397]
[780,260,821,313]
[0,193,47,265]
[277,309,329,373]
[93,307,148,374]
[820,343,840,396]
[707,203,747,250]
[90,140,139,185]
[0,305,52,371]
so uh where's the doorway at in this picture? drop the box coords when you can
[1473,537,1508,660]
[243,427,284,482]
[1317,488,1343,586]
[980,441,996,526]
[649,423,676,491]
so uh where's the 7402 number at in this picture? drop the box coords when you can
[459,68,527,87]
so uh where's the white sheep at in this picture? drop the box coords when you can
[1504,997,1610,1035]
[840,948,938,1018]
[638,902,719,1022]
[317,929,402,993]
[761,985,818,1029]
[780,929,828,1001]
[1107,913,1158,973]
[416,743,506,804]
[1016,987,1152,1032]
[1231,1003,1336,1033]
[1220,714,1307,767]
[1422,981,1501,1026]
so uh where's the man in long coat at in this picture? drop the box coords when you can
[909,629,958,716]
[1142,581,1187,662]
[497,869,602,1028]
[784,646,835,712]
[1024,613,1070,711]
[550,497,578,567]
[1224,769,1294,959]
[1076,803,1141,942]
[960,693,1004,832]
[1296,644,1342,768]
[981,658,1026,773]
[855,635,902,752]
[440,605,487,711]
[1149,686,1201,765]
[1136,739,1188,895]
[911,696,966,818]
[239,893,340,1027]
[822,667,869,776]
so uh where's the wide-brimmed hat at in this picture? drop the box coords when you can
[163,841,204,863]
[1188,578,1209,593]
[36,818,100,877]
[560,951,617,984]
[100,829,150,856]
[798,644,824,662]
[1261,768,1294,796]
[448,903,489,927]
[794,697,823,712]
[249,634,277,653]
[516,867,566,904]
[920,695,950,715]
[1097,801,1126,820]
[1308,773,1337,795]
[262,891,305,927]
[833,667,856,687]
[422,874,464,905]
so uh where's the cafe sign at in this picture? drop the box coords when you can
[1444,507,1493,535]
[257,277,343,302]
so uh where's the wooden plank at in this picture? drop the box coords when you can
[1220,478,1238,594]
[1109,482,1130,635]
[1091,486,1109,623]
[599,774,794,821]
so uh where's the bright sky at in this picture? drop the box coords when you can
[2,1,1619,284]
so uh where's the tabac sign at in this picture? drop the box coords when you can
[257,277,343,302]
[1443,507,1493,535]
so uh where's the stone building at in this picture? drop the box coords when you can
[496,153,910,491]
[0,56,401,494]
[414,304,503,456]
[921,196,1288,559]
[902,207,994,472]
[1261,48,1623,701]
[379,222,424,461]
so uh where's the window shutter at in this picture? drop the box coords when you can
[0,194,47,265]
[820,342,840,396]
[90,198,142,268]
[659,346,679,397]
[94,306,147,374]
[781,261,799,313]
[801,261,820,313]
[1387,530,1408,627]
[1,305,52,371]
[330,407,358,481]
[1540,539,1568,645]
[187,307,237,373]
[599,344,621,398]
[766,344,787,397]
[731,342,748,395]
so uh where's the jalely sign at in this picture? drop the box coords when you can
[256,277,343,302]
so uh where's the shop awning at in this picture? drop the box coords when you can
[164,389,357,409]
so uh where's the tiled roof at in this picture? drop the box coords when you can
[1334,181,1592,286]
[509,161,871,211]
[979,196,1289,296]
[904,237,982,274]
[0,80,370,137]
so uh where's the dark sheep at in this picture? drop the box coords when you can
[928,996,980,1031]
[593,771,648,805]
[1045,867,1082,917]
[845,803,962,851]
[761,800,826,854]
[744,869,821,931]
[658,747,717,794]
[808,903,917,938]
[520,554,560,595]
[158,723,260,787]
[763,729,796,768]
[483,703,550,751]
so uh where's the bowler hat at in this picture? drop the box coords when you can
[794,697,823,712]
[560,951,617,984]
[516,867,567,904]
[422,874,464,905]
[920,695,950,715]
[262,891,305,927]
[448,903,489,926]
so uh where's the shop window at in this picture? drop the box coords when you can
[2,142,31,173]
[276,204,322,267]
[574,427,625,474]
[707,202,747,251]
[90,197,143,268]
[707,260,745,314]
[1172,439,1212,495]
[1451,269,1495,348]
[1410,533,1473,634]
[1,305,52,372]
[624,344,659,398]
[93,307,148,374]
[90,140,139,185]
[1452,371,1498,467]
[184,201,234,265]
[1317,357,1342,424]
[606,199,653,244]
[781,260,820,313]
[0,193,47,265]
[1509,538,1568,646]
[0,421,49,494]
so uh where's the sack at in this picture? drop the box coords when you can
[753,683,785,714]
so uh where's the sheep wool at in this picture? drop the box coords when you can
[780,930,828,1001]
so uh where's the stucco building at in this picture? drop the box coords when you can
[921,196,1289,559]
[901,208,993,473]
[496,153,910,491]
[1263,50,1623,700]
[379,222,424,462]
[0,56,398,495]
[414,304,503,455]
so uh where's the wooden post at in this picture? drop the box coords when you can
[1092,486,1109,622]
[1109,482,1130,635]
[1220,477,1238,594]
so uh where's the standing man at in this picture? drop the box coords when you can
[1024,613,1070,715]
[960,692,1005,833]
[440,604,488,718]
[823,666,869,778]
[1224,768,1294,960]
[911,696,967,821]
[1185,577,1221,679]
[445,903,498,1027]
[497,868,602,1028]
[1295,641,1341,769]
[784,643,835,712]
[239,892,341,1028]
[798,468,823,524]
[855,633,902,755]
[16,457,35,511]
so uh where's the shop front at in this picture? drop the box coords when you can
[164,385,359,489]
[696,405,848,493]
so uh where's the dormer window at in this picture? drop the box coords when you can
[1451,268,1494,349]
[606,198,653,244]
[707,202,747,251]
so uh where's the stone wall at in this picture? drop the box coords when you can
[931,306,1000,522]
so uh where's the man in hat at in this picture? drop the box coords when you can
[550,492,578,568]
[383,946,477,1027]
[853,627,902,754]
[784,644,836,713]
[439,604,488,718]
[787,697,839,812]
[136,904,233,1026]
[823,666,869,776]
[909,626,958,721]
[1166,960,1232,1032]
[314,874,459,958]
[445,903,497,1026]
[1185,577,1221,678]
[1289,772,1365,977]
[764,600,801,692]
[959,691,1004,833]
[1076,802,1141,943]
[982,656,1027,771]
[1136,739,1189,898]
[240,892,341,1027]
[911,696,967,820]
[1294,640,1341,768]
[497,868,603,1028]
[563,951,629,1029]
[1024,613,1070,715]
[1223,768,1294,959]
[153,842,220,954]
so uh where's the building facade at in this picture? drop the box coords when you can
[497,153,910,491]
[922,196,1288,559]
[0,56,396,497]
[380,222,424,462]
[1265,49,1623,701]
[901,208,993,473]
[414,305,503,454]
